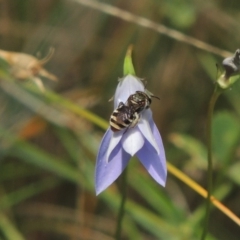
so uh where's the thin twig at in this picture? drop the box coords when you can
[74,0,232,58]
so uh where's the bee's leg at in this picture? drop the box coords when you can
[118,102,125,107]
[130,112,140,128]
[124,113,139,134]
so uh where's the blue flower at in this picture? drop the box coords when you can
[95,74,167,195]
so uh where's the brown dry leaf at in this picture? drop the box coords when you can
[19,116,48,140]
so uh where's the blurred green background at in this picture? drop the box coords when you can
[0,0,240,239]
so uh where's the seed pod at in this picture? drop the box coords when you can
[0,48,57,91]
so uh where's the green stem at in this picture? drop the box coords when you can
[115,167,128,240]
[201,86,223,240]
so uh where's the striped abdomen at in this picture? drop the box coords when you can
[110,102,135,132]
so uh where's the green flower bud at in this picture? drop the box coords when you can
[123,45,136,76]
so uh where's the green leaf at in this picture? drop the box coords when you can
[212,111,240,165]
[0,212,25,240]
[0,177,59,210]
[227,162,240,185]
[169,133,207,169]
[0,127,87,187]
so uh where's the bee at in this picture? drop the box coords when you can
[109,91,159,132]
[127,90,160,113]
[110,102,139,132]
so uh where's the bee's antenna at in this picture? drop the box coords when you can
[145,88,160,100]
[151,95,160,100]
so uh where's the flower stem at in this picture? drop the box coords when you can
[201,86,223,240]
[115,167,128,240]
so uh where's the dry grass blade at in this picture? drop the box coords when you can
[74,0,232,58]
[167,162,240,226]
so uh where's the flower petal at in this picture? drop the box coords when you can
[96,128,112,161]
[106,130,123,162]
[95,142,130,195]
[136,120,167,186]
[137,143,167,186]
[114,75,145,108]
[138,109,160,155]
[121,127,144,156]
[149,118,167,171]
